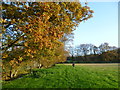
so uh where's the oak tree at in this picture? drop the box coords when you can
[2,2,93,80]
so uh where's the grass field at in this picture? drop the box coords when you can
[2,63,119,88]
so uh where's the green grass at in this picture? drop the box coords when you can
[2,64,119,88]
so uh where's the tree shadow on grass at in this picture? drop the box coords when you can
[5,73,29,81]
[5,70,41,81]
[4,65,57,81]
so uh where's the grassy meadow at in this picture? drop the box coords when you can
[2,63,119,88]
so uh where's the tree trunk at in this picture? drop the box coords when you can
[13,70,18,77]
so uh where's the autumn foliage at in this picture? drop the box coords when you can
[2,2,93,80]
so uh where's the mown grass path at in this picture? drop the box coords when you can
[2,64,118,88]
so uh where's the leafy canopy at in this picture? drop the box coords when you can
[2,2,93,80]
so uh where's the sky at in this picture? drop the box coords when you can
[73,2,118,47]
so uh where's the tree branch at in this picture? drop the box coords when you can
[2,34,25,51]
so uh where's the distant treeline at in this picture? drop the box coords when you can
[65,48,119,63]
